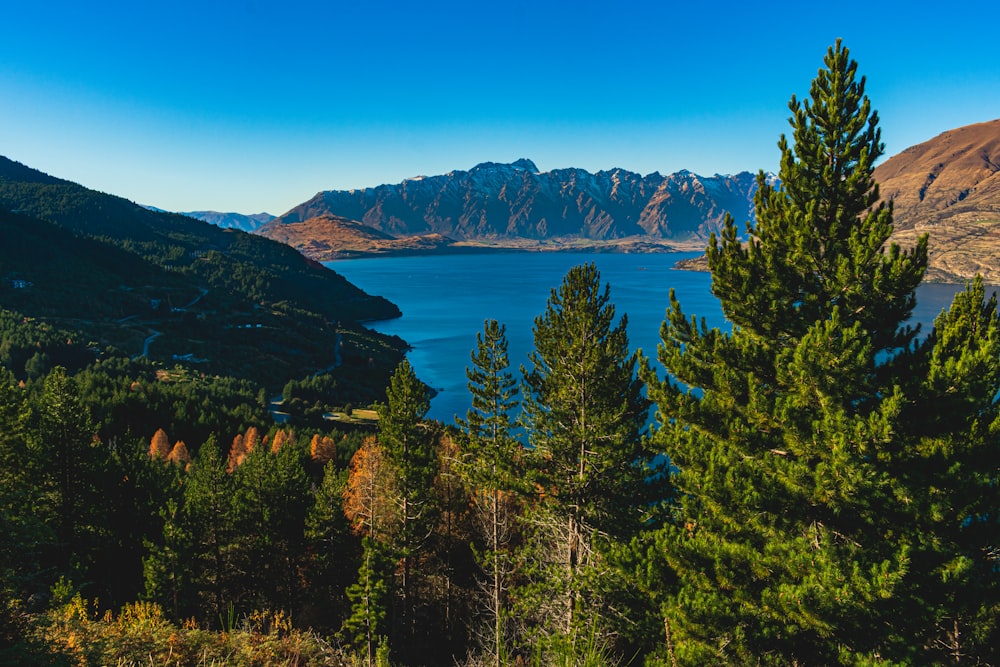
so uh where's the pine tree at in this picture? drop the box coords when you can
[230,438,311,616]
[643,41,929,664]
[521,262,658,645]
[24,367,110,588]
[142,497,192,620]
[456,319,521,666]
[180,437,234,623]
[343,537,391,667]
[894,278,1000,662]
[376,359,436,656]
[305,461,357,632]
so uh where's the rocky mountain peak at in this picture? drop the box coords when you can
[269,159,761,245]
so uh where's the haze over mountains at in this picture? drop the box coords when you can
[183,211,275,232]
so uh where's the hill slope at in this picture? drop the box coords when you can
[0,156,398,322]
[0,157,405,391]
[874,118,1000,282]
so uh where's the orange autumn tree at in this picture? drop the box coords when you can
[343,435,397,542]
[342,435,399,664]
[167,440,190,466]
[309,433,337,464]
[270,428,294,453]
[227,426,262,472]
[148,428,171,460]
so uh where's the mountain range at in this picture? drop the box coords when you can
[255,160,765,259]
[184,210,275,232]
[243,120,1000,283]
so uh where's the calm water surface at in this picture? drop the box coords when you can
[329,253,983,423]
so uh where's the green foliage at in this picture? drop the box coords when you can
[455,320,522,664]
[230,439,313,616]
[0,157,399,323]
[175,436,235,623]
[0,308,95,380]
[303,463,358,632]
[639,40,1000,665]
[519,262,662,655]
[456,319,521,491]
[342,537,391,667]
[522,263,659,542]
[22,368,112,593]
[72,356,268,456]
[375,359,437,656]
[0,163,406,393]
[891,277,1000,661]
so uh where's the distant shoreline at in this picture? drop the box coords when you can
[317,237,707,262]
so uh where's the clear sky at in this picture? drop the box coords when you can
[1,0,998,216]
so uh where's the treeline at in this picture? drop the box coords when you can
[2,42,1000,667]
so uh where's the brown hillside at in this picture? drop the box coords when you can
[875,119,1000,282]
[258,213,456,260]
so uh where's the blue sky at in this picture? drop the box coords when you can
[1,0,998,215]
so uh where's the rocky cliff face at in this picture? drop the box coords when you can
[272,159,762,243]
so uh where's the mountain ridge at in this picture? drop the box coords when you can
[184,210,276,232]
[260,160,766,259]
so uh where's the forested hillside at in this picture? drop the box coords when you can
[2,42,999,667]
[0,156,400,324]
[0,162,407,394]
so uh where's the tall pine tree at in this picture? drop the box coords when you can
[456,319,521,666]
[521,262,659,649]
[376,359,436,660]
[643,41,931,664]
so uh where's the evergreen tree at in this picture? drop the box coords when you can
[230,438,311,616]
[304,461,357,631]
[0,369,48,649]
[142,497,192,620]
[456,319,521,666]
[893,278,1000,662]
[643,41,931,664]
[23,367,111,591]
[179,437,235,623]
[343,537,391,667]
[521,262,658,646]
[376,359,436,657]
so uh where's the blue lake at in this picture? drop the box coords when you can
[329,253,983,423]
